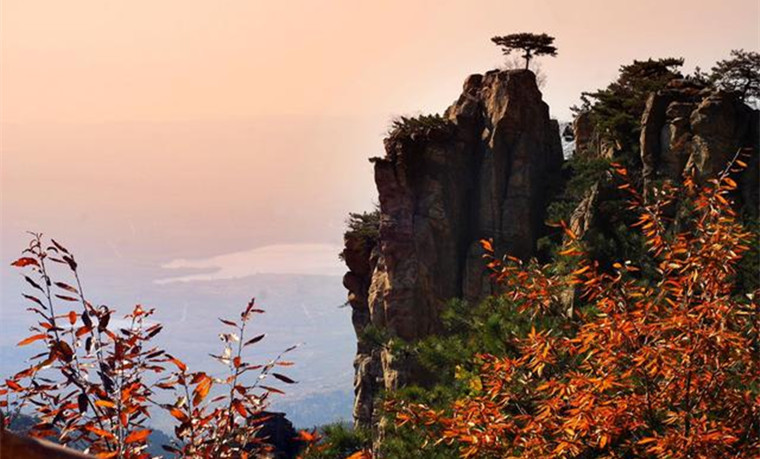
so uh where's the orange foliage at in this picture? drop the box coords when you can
[392,158,760,458]
[1,236,311,458]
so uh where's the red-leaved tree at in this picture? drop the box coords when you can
[1,236,306,458]
[391,157,760,458]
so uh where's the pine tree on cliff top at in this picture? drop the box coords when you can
[710,49,760,103]
[491,33,558,69]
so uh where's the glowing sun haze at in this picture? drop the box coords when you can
[1,0,758,274]
[3,0,758,123]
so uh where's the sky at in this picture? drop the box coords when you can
[2,0,759,125]
[1,0,759,427]
[2,0,758,256]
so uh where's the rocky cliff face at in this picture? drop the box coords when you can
[640,80,759,207]
[568,80,759,243]
[573,110,619,160]
[342,69,564,430]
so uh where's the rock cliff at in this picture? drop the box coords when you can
[568,79,759,243]
[640,80,759,208]
[342,69,564,430]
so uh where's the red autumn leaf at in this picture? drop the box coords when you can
[219,318,238,327]
[124,429,151,443]
[168,356,187,372]
[260,385,285,395]
[94,399,116,409]
[52,341,74,362]
[68,311,77,325]
[50,239,70,254]
[5,380,22,391]
[55,295,78,302]
[346,452,372,459]
[11,257,39,268]
[298,429,319,442]
[272,373,296,384]
[244,333,266,346]
[55,282,78,294]
[22,294,45,308]
[231,400,247,417]
[17,333,47,346]
[85,425,115,439]
[193,375,212,405]
[169,407,188,422]
[24,276,44,292]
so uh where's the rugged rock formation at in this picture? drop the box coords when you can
[568,80,759,244]
[640,80,759,208]
[342,69,564,431]
[572,110,619,159]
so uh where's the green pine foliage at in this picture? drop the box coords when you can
[574,57,684,165]
[387,114,455,140]
[302,423,371,459]
[340,209,380,262]
[710,49,760,103]
[541,58,687,266]
[545,155,612,226]
[377,295,574,456]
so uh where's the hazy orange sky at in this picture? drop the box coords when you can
[1,0,759,272]
[3,0,759,124]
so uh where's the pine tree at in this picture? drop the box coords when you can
[491,33,558,69]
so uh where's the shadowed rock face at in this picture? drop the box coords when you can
[343,69,564,430]
[640,81,759,209]
[568,80,759,246]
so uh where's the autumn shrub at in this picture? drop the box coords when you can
[1,236,306,458]
[390,156,760,458]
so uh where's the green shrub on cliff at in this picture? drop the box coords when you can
[710,49,760,103]
[340,209,380,262]
[545,155,612,226]
[376,294,577,457]
[573,57,684,164]
[301,423,370,459]
[387,114,455,140]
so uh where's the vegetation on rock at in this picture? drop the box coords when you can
[386,114,455,141]
[710,49,760,103]
[491,33,558,69]
[340,210,380,263]
[573,58,684,166]
[390,159,760,458]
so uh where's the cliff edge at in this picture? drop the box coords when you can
[342,68,564,430]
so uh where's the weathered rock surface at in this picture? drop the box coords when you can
[568,80,759,245]
[640,80,759,208]
[572,110,619,159]
[342,69,564,431]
